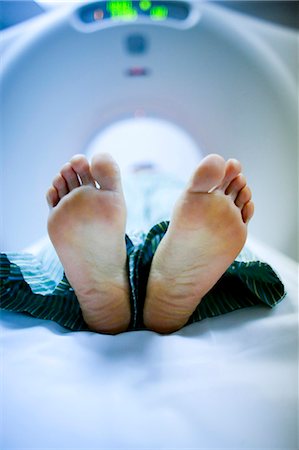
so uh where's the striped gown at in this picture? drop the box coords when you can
[0,221,285,332]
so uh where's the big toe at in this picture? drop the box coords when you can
[70,154,95,186]
[188,154,226,193]
[91,153,123,192]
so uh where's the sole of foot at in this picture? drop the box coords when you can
[47,153,131,334]
[143,154,254,334]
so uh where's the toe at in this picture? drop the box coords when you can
[235,185,252,208]
[70,155,95,186]
[225,173,247,201]
[53,173,69,199]
[188,154,226,193]
[61,163,80,191]
[220,159,242,191]
[242,200,255,224]
[91,153,123,192]
[46,186,59,207]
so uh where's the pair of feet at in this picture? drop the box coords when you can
[47,153,254,334]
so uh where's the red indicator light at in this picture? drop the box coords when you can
[126,67,149,77]
[94,9,104,20]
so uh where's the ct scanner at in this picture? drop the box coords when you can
[0,0,298,259]
[0,2,298,449]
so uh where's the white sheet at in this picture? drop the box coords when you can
[1,237,298,449]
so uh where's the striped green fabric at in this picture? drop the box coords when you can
[0,221,285,332]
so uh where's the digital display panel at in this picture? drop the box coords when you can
[79,1,190,23]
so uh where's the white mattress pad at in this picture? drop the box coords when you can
[1,237,298,449]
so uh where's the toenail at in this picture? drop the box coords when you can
[208,185,218,193]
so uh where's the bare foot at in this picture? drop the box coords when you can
[143,154,254,334]
[47,153,130,334]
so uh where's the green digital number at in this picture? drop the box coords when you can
[106,1,137,20]
[150,5,168,20]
